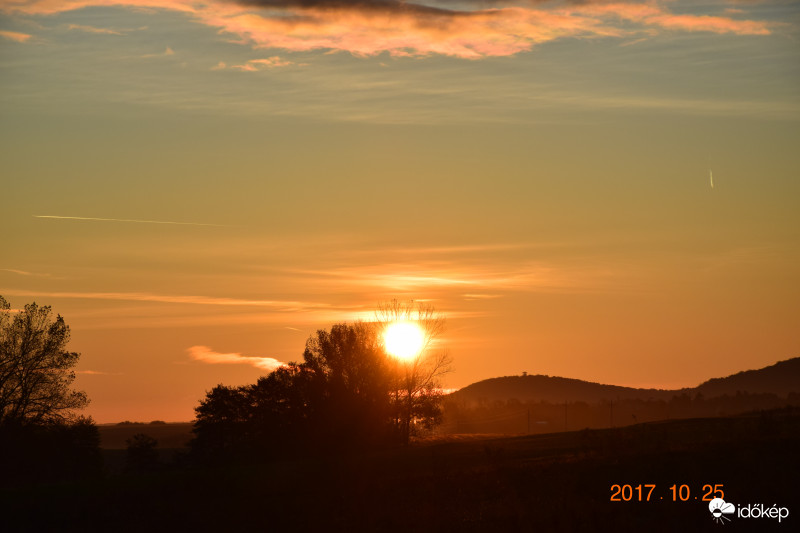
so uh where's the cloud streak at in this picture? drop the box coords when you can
[0,29,33,43]
[67,23,123,35]
[1,268,35,276]
[34,215,229,227]
[0,289,331,310]
[141,46,174,58]
[287,258,614,295]
[1,1,773,59]
[188,345,285,371]
[228,56,303,71]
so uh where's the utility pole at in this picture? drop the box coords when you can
[564,401,568,432]
[527,408,530,434]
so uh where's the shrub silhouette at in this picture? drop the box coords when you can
[125,433,160,472]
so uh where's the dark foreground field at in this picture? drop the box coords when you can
[3,409,798,532]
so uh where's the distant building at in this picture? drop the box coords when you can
[522,371,527,377]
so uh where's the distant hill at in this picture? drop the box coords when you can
[451,356,800,405]
[451,375,675,404]
[695,357,800,398]
[97,422,194,449]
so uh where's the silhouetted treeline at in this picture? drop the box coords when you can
[191,322,444,462]
[441,391,800,434]
[5,409,799,532]
[0,418,102,487]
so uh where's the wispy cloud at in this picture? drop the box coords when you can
[34,215,229,227]
[0,289,331,310]
[1,1,774,59]
[462,293,503,300]
[229,56,303,71]
[1,268,36,276]
[67,23,123,35]
[76,369,122,375]
[619,37,649,47]
[188,345,285,371]
[0,29,33,43]
[141,46,174,58]
[288,262,592,294]
[348,242,543,257]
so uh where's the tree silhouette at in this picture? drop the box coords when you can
[0,296,89,426]
[302,322,394,446]
[125,433,160,472]
[247,363,315,451]
[192,313,452,458]
[375,300,452,444]
[192,383,251,456]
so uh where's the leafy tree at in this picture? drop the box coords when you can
[192,311,453,459]
[192,383,251,456]
[302,322,394,446]
[192,325,395,459]
[247,363,315,451]
[0,296,89,425]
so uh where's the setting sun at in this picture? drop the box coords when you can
[383,322,425,360]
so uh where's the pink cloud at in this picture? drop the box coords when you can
[0,29,33,42]
[187,345,285,371]
[644,13,771,35]
[567,2,770,35]
[202,7,621,59]
[230,56,299,71]
[0,1,773,58]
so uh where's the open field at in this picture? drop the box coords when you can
[97,423,194,450]
[4,409,797,532]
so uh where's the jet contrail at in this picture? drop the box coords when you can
[709,170,714,189]
[34,215,229,227]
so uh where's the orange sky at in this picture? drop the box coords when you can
[1,0,798,422]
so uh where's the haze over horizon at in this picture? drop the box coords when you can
[1,0,798,422]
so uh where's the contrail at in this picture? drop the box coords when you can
[709,170,714,189]
[34,215,229,227]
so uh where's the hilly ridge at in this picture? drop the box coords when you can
[695,357,800,398]
[451,356,800,404]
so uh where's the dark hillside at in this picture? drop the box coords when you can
[452,356,800,405]
[695,357,800,398]
[452,374,676,405]
[2,409,797,532]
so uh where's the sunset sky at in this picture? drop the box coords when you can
[1,0,798,422]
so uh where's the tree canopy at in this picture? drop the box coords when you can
[0,296,89,426]
[192,310,452,458]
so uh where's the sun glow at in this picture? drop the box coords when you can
[383,321,425,360]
